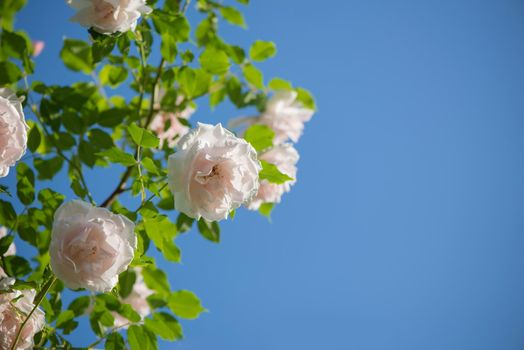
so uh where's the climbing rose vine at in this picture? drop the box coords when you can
[0,0,315,349]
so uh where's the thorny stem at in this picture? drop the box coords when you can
[10,276,57,350]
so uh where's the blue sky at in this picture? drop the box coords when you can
[6,0,524,349]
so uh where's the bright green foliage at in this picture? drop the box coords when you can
[260,160,294,184]
[0,0,315,349]
[244,124,275,151]
[128,124,160,148]
[250,40,277,61]
[168,290,207,319]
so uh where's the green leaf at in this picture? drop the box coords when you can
[143,216,180,263]
[60,39,93,74]
[168,290,206,319]
[127,325,157,350]
[0,234,14,256]
[176,213,194,233]
[118,303,141,323]
[152,10,190,42]
[0,61,22,84]
[97,147,136,166]
[144,312,183,341]
[34,157,64,180]
[226,45,245,64]
[3,255,31,277]
[128,124,160,148]
[259,202,274,219]
[259,160,294,184]
[79,140,97,167]
[141,157,160,175]
[16,162,35,205]
[243,125,274,152]
[268,78,293,91]
[105,332,125,350]
[1,30,29,60]
[56,310,75,328]
[142,266,170,295]
[197,219,220,243]
[88,128,114,150]
[249,40,277,61]
[242,64,264,89]
[199,48,230,75]
[92,36,116,64]
[296,87,316,110]
[160,33,177,63]
[220,6,246,28]
[27,121,42,153]
[100,64,128,88]
[118,269,136,298]
[0,200,16,227]
[68,296,91,316]
[178,67,211,98]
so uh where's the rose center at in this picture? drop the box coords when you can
[195,164,224,184]
[64,223,117,271]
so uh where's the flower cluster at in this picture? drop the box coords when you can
[229,90,314,211]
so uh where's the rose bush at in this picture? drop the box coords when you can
[0,0,315,349]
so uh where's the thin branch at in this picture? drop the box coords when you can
[100,58,165,208]
[86,322,132,349]
[134,183,168,213]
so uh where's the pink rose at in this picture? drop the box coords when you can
[112,268,153,328]
[247,144,299,210]
[0,88,28,178]
[150,98,195,149]
[0,289,45,350]
[50,200,136,292]
[259,91,314,144]
[68,0,152,34]
[168,123,261,221]
[32,41,45,57]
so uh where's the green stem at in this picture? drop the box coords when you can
[86,322,132,349]
[10,276,57,350]
[134,183,168,213]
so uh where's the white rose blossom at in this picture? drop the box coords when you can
[247,144,299,210]
[50,200,136,292]
[112,268,153,328]
[0,88,28,178]
[168,123,261,222]
[0,289,45,350]
[68,0,152,34]
[259,90,314,144]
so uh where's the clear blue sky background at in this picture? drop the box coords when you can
[5,0,524,349]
